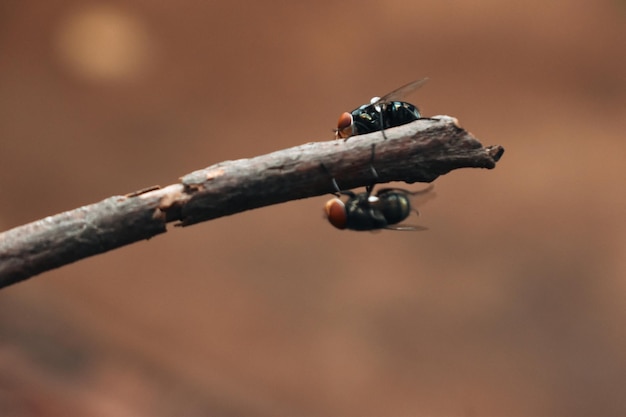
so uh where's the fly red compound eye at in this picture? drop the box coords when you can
[335,112,354,139]
[324,198,348,229]
[334,77,428,139]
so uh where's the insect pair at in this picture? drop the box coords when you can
[324,78,433,231]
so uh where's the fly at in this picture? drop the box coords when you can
[335,77,429,139]
[324,184,434,231]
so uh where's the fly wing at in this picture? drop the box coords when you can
[384,224,429,231]
[406,184,436,207]
[376,184,435,207]
[375,77,429,104]
[377,185,435,230]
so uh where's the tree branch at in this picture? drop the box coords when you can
[0,116,504,288]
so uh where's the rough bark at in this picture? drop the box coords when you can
[0,116,505,288]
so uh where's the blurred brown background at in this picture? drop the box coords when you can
[1,0,625,415]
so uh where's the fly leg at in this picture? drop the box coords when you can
[319,162,356,198]
[320,143,379,198]
[378,103,389,140]
[364,143,380,196]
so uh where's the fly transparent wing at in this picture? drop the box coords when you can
[374,77,429,104]
[406,184,436,208]
[384,224,429,231]
[378,184,435,231]
[377,184,436,208]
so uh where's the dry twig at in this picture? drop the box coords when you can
[0,116,504,288]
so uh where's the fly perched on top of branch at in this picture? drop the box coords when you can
[334,78,429,140]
